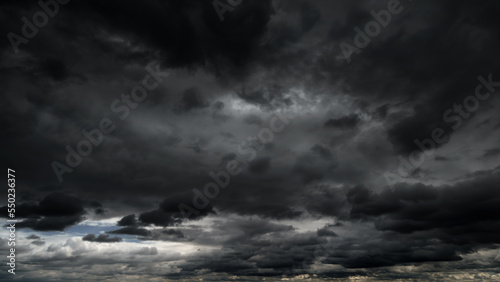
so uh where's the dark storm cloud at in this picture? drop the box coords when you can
[0,0,279,203]
[0,55,70,81]
[1,193,86,231]
[248,157,271,174]
[83,234,123,243]
[114,227,186,242]
[179,170,500,272]
[138,200,214,227]
[236,88,270,106]
[372,104,389,120]
[35,192,84,216]
[316,224,339,237]
[161,229,185,239]
[303,186,349,218]
[243,114,263,126]
[236,84,293,110]
[434,155,451,161]
[0,0,318,208]
[117,214,137,226]
[171,218,318,276]
[321,234,463,269]
[481,148,500,159]
[94,208,107,215]
[26,234,41,240]
[324,114,360,130]
[139,209,181,227]
[26,234,46,246]
[89,201,102,208]
[332,1,500,155]
[108,226,152,237]
[111,193,215,232]
[30,240,46,246]
[212,100,224,111]
[64,0,274,70]
[220,152,237,163]
[260,0,321,56]
[177,171,500,273]
[2,0,500,280]
[16,215,84,231]
[175,87,209,113]
[313,170,500,268]
[225,203,302,220]
[349,172,500,240]
[38,57,68,81]
[293,144,337,183]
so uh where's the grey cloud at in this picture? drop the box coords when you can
[324,114,360,130]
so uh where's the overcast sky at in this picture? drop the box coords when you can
[1,0,500,281]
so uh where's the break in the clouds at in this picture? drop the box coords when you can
[1,0,500,280]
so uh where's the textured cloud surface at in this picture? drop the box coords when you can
[1,0,500,280]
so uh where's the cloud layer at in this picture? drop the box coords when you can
[1,0,500,280]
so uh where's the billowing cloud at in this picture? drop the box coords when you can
[1,0,500,280]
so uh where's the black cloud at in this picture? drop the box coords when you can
[1,193,86,231]
[324,114,360,130]
[83,234,123,243]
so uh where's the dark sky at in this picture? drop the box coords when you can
[1,0,500,280]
